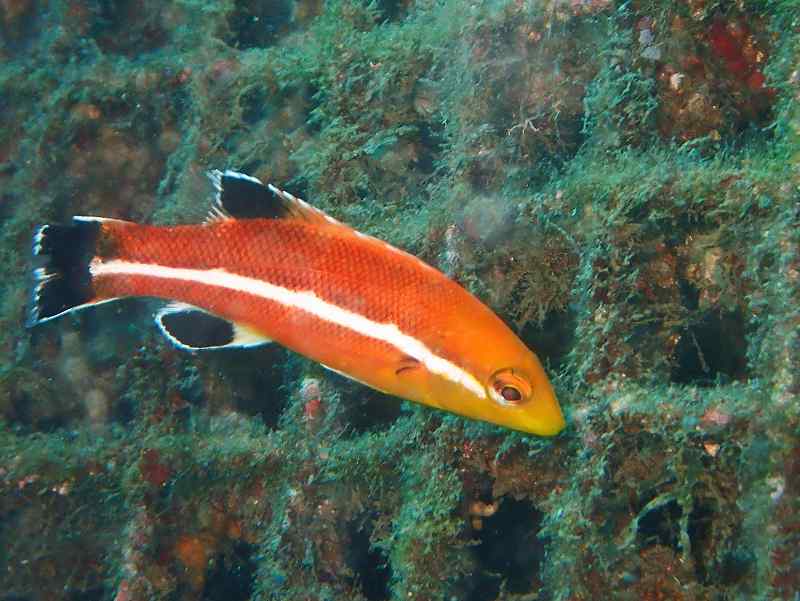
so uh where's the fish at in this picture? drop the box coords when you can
[29,170,566,435]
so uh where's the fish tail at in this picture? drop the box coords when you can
[28,217,125,326]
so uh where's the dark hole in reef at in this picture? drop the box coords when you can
[73,302,155,425]
[225,0,294,49]
[687,494,752,585]
[637,499,682,552]
[239,86,270,125]
[204,347,288,428]
[130,107,166,143]
[346,514,392,600]
[688,498,716,584]
[466,498,545,601]
[415,122,443,175]
[66,587,105,601]
[677,270,701,311]
[202,542,257,601]
[0,1,39,53]
[237,160,265,181]
[374,0,413,22]
[718,549,754,585]
[285,178,311,205]
[89,0,167,55]
[521,309,575,373]
[28,414,70,433]
[325,371,403,434]
[462,475,497,519]
[519,114,586,170]
[0,509,21,570]
[98,94,138,122]
[299,85,323,134]
[113,396,136,425]
[9,381,73,433]
[6,338,83,432]
[670,310,747,386]
[82,302,159,366]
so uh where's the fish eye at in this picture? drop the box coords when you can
[488,369,532,406]
[500,385,522,402]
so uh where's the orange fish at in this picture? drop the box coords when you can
[30,170,565,435]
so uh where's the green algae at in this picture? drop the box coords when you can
[1,0,799,599]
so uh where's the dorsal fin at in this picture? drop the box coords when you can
[206,169,345,227]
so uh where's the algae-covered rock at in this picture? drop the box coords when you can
[0,1,797,600]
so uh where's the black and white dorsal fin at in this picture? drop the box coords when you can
[206,169,346,228]
[155,303,271,351]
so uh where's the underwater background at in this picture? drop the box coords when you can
[0,0,798,599]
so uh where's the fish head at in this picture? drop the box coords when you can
[480,350,566,436]
[422,333,566,437]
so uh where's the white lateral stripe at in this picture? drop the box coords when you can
[92,260,486,399]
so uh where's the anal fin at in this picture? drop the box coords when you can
[155,303,271,351]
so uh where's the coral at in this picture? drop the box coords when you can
[1,1,799,600]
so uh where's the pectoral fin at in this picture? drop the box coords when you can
[395,356,422,376]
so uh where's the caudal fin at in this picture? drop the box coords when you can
[29,218,105,326]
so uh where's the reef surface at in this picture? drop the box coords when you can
[0,1,798,600]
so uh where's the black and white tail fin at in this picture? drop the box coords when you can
[29,219,104,326]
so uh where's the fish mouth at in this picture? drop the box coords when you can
[536,413,567,436]
[522,401,566,436]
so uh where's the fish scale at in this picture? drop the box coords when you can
[100,219,458,348]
